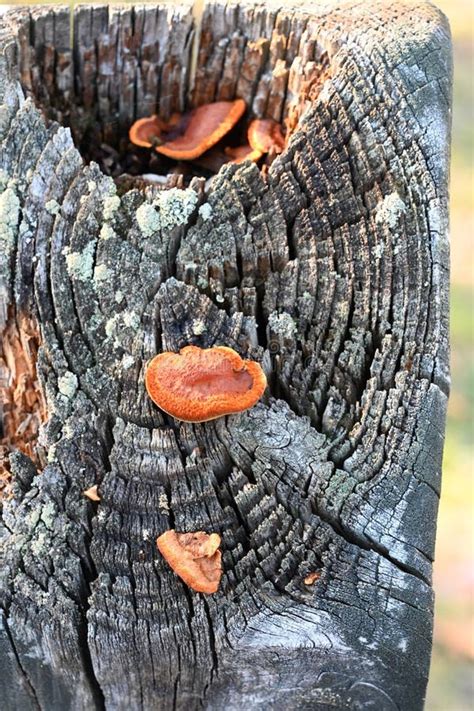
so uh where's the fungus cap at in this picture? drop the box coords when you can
[155,99,246,161]
[157,530,222,594]
[248,118,285,154]
[129,115,164,148]
[145,345,267,422]
[226,119,285,164]
[225,144,263,164]
[129,113,183,148]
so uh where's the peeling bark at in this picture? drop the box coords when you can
[0,2,451,710]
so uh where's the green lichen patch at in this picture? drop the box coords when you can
[0,183,20,262]
[45,199,60,215]
[136,187,199,239]
[375,192,406,229]
[103,194,121,221]
[122,311,141,330]
[268,312,297,338]
[158,187,198,230]
[47,443,58,463]
[192,319,206,335]
[105,313,121,338]
[136,202,161,237]
[57,371,78,399]
[198,202,213,221]
[41,500,57,529]
[122,354,134,369]
[94,263,111,283]
[64,241,95,282]
[31,530,48,556]
[105,310,140,338]
[99,223,116,241]
[0,169,9,191]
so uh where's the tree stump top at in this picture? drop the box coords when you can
[0,2,451,709]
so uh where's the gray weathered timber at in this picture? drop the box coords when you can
[0,1,451,709]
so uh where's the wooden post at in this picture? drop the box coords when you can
[0,2,451,709]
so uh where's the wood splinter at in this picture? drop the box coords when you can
[157,530,223,594]
[83,485,101,501]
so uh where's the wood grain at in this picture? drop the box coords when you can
[0,1,451,709]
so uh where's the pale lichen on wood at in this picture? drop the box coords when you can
[0,1,451,710]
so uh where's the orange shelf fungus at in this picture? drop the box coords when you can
[155,99,246,161]
[129,115,163,148]
[129,105,287,170]
[129,113,183,148]
[130,100,246,161]
[145,345,267,423]
[228,118,286,164]
[225,144,263,165]
[157,530,222,594]
[248,119,285,154]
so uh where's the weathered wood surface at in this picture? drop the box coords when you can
[0,1,451,709]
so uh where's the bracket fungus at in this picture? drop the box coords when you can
[226,118,286,164]
[224,144,262,163]
[157,530,222,594]
[129,100,246,161]
[248,119,286,154]
[129,115,168,148]
[145,345,267,422]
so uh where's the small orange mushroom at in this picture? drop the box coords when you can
[145,345,267,423]
[304,571,321,586]
[157,529,222,594]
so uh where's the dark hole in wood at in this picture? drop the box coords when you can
[12,9,331,192]
[78,114,254,186]
[37,91,286,191]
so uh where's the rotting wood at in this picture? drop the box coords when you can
[0,311,46,498]
[0,1,451,710]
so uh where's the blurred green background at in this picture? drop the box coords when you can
[425,1,473,708]
[1,0,472,708]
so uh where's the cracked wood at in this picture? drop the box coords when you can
[0,1,451,710]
